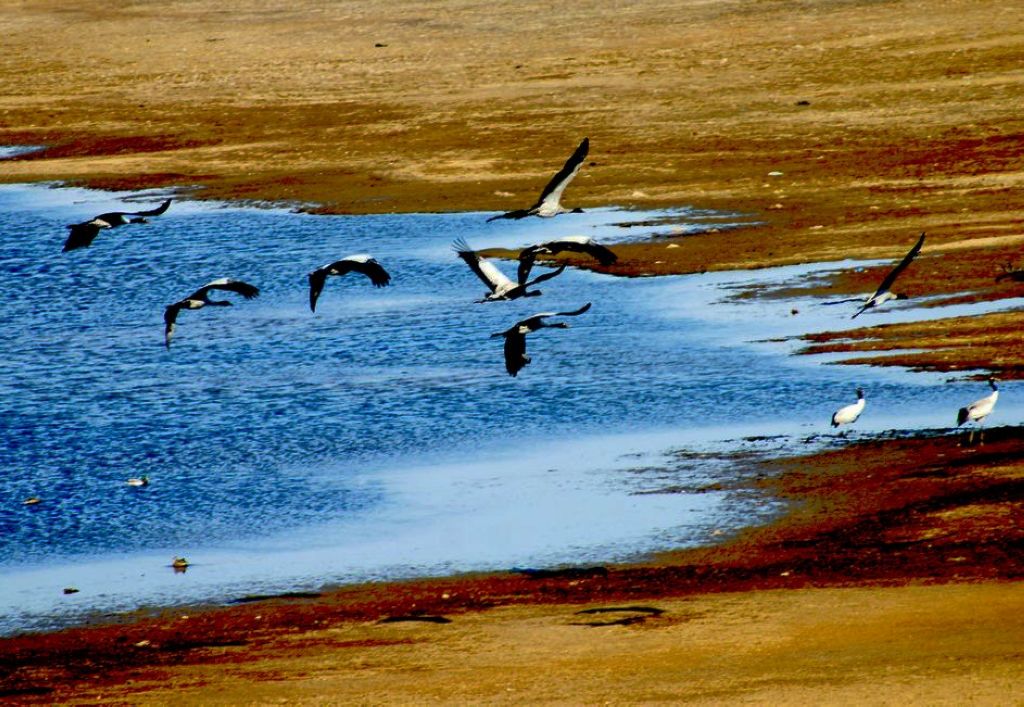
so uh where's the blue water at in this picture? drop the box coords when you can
[0,182,1019,634]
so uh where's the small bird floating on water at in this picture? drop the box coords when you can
[63,198,171,252]
[126,476,149,487]
[957,378,999,445]
[453,238,565,302]
[517,236,617,285]
[164,278,260,348]
[831,387,865,428]
[308,255,391,312]
[487,137,589,222]
[491,303,592,377]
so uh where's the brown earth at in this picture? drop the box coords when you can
[799,308,1024,378]
[2,428,1023,703]
[3,0,1024,371]
[3,0,1024,702]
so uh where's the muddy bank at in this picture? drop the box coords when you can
[2,427,1022,701]
[2,1,1022,278]
[4,0,1023,377]
[3,0,1024,701]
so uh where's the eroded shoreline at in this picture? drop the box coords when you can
[3,0,1024,700]
[2,427,1022,701]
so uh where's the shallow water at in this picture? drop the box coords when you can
[0,182,1017,634]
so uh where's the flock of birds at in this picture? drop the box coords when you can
[61,137,615,377]
[60,136,1001,436]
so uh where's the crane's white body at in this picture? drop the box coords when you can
[831,388,865,428]
[957,379,999,445]
[960,389,998,425]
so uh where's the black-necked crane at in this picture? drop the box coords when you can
[453,237,565,302]
[491,303,592,377]
[849,232,925,318]
[63,198,171,252]
[308,255,391,312]
[164,278,260,348]
[517,236,617,285]
[831,387,865,428]
[487,138,589,222]
[957,378,999,445]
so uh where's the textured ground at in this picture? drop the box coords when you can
[4,0,1024,371]
[2,0,1024,702]
[2,429,1023,703]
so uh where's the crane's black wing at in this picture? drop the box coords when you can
[163,302,184,349]
[533,137,589,209]
[191,278,260,301]
[553,302,592,318]
[345,257,391,287]
[63,221,105,252]
[96,199,171,223]
[503,331,529,377]
[486,208,533,223]
[871,232,925,299]
[517,237,614,284]
[572,239,617,266]
[517,248,539,285]
[308,268,330,312]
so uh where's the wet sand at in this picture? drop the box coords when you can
[2,0,1024,702]
[2,429,1023,702]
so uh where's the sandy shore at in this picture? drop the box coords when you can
[3,0,1024,702]
[2,429,1023,702]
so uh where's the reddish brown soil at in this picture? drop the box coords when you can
[4,0,1024,374]
[3,0,1024,701]
[2,428,1022,702]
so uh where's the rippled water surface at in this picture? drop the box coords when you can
[0,183,1017,633]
